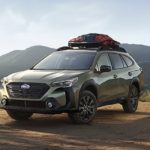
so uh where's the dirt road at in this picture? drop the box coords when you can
[0,102,150,150]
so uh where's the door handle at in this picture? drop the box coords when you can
[113,74,117,79]
[128,72,132,76]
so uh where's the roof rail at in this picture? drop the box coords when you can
[98,46,127,53]
[57,46,73,51]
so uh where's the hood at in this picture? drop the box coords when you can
[6,69,87,83]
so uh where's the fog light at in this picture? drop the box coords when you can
[1,99,7,106]
[47,102,53,108]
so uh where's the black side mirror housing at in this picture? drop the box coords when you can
[100,65,111,73]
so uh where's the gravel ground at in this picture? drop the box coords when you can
[0,102,150,150]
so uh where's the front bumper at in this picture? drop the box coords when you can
[0,87,77,113]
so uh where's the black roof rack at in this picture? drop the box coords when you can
[57,45,126,53]
[68,42,102,48]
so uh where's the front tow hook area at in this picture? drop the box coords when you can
[46,101,53,109]
[45,98,61,110]
[0,98,8,106]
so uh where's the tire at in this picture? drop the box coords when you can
[6,110,33,121]
[122,85,139,113]
[68,90,97,124]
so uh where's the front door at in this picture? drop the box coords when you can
[94,53,118,102]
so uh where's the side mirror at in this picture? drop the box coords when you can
[100,65,111,73]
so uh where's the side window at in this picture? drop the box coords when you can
[122,55,133,67]
[109,53,124,69]
[95,53,111,71]
[120,55,127,68]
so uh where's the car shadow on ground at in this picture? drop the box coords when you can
[1,107,150,129]
[0,107,150,150]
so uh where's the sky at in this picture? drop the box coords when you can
[0,0,150,56]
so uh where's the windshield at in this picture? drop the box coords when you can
[33,50,96,70]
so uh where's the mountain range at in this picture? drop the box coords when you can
[0,44,150,88]
[0,45,55,80]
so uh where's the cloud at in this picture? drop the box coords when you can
[0,1,112,54]
[0,0,150,55]
[0,8,26,33]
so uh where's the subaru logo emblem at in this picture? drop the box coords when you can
[21,84,30,89]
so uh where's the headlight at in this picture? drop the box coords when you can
[51,77,78,88]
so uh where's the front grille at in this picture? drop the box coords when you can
[8,100,46,109]
[6,82,49,99]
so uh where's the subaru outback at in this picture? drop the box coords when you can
[0,45,144,124]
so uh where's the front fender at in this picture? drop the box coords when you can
[80,79,98,98]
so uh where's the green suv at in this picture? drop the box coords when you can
[0,47,144,123]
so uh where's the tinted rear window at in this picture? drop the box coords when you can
[109,53,124,69]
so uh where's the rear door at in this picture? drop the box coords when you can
[108,53,130,98]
